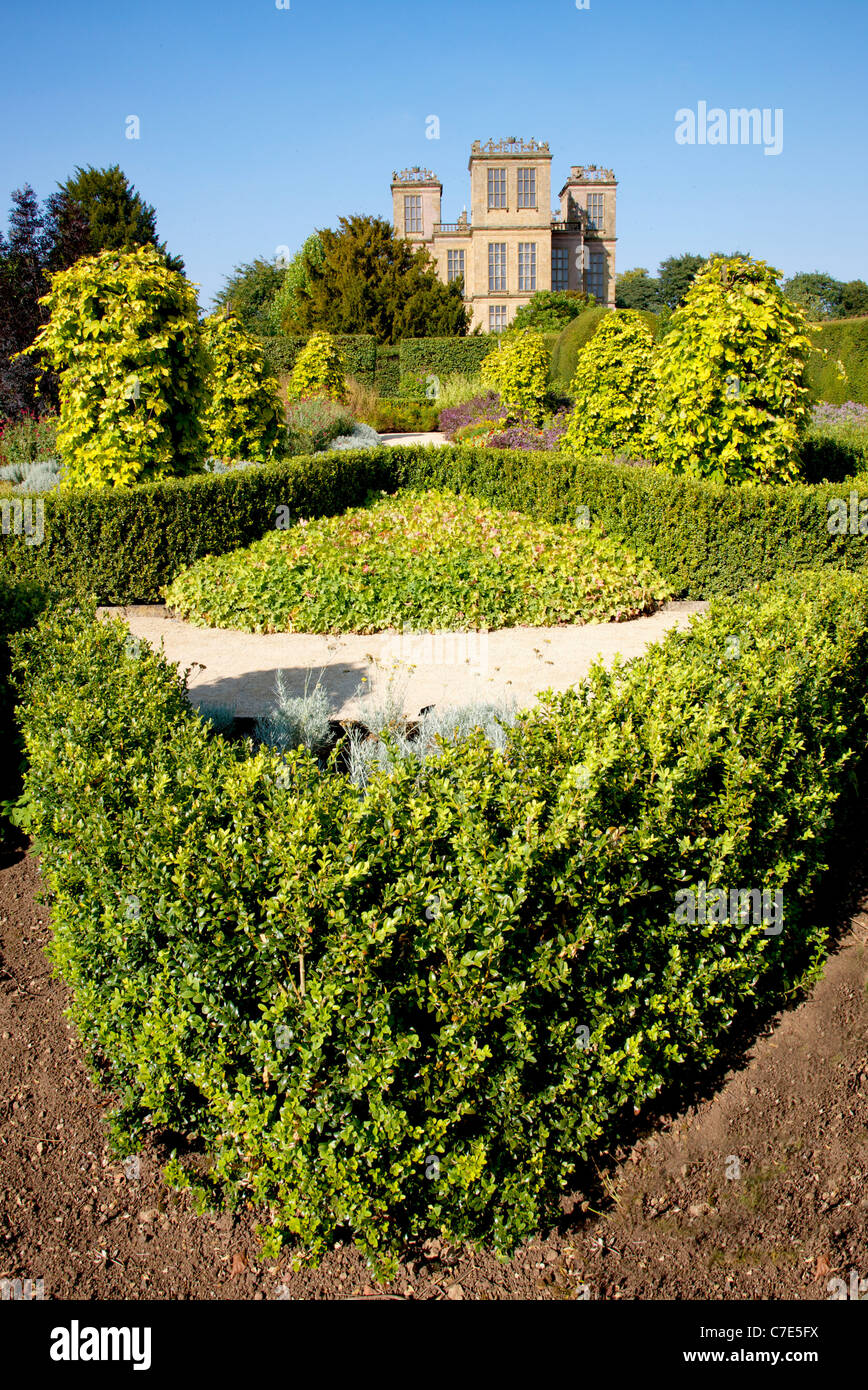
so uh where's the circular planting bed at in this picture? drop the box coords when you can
[163,488,672,634]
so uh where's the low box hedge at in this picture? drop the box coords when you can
[3,440,868,605]
[13,569,868,1267]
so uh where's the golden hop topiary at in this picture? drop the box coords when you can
[287,331,346,402]
[653,255,813,484]
[480,327,550,424]
[21,245,206,488]
[200,312,283,462]
[564,310,657,459]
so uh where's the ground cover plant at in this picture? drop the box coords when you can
[163,488,671,633]
[12,567,868,1273]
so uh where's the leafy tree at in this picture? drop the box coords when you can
[615,268,663,312]
[213,257,286,337]
[481,328,550,423]
[45,165,182,272]
[267,234,325,334]
[510,290,595,333]
[564,311,657,456]
[839,280,868,318]
[200,313,283,461]
[655,255,812,483]
[0,186,54,416]
[295,216,468,344]
[287,331,346,401]
[782,271,844,321]
[23,245,205,487]
[658,253,707,309]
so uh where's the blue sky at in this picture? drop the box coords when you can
[2,0,866,308]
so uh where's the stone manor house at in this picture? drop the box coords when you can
[391,138,617,333]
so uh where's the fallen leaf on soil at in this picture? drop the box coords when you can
[230,1252,249,1276]
[814,1254,833,1280]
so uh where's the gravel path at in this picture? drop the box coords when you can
[100,600,708,720]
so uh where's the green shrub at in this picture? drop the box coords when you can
[259,334,377,387]
[654,256,813,483]
[549,307,610,386]
[286,332,346,402]
[374,344,400,397]
[22,246,206,487]
[284,397,355,455]
[164,488,670,633]
[564,311,657,456]
[363,400,439,433]
[480,329,550,424]
[200,314,283,463]
[510,290,596,333]
[806,319,868,406]
[0,412,59,469]
[14,569,868,1269]
[7,442,868,606]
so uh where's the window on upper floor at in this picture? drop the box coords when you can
[517,168,536,208]
[587,249,605,300]
[487,168,507,209]
[586,192,605,230]
[447,249,465,283]
[404,194,423,234]
[552,246,569,292]
[518,242,537,292]
[488,242,507,292]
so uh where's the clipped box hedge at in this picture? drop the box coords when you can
[13,569,868,1267]
[3,442,868,604]
[398,335,496,385]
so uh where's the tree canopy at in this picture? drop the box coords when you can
[294,216,468,343]
[213,257,286,336]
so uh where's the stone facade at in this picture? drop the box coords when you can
[391,139,617,332]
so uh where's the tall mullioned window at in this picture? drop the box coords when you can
[447,249,465,283]
[517,168,536,208]
[518,242,536,291]
[404,194,423,233]
[552,246,569,291]
[586,192,605,229]
[489,305,508,332]
[587,249,605,300]
[487,168,506,209]
[488,242,507,292]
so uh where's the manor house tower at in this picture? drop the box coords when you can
[391,138,617,332]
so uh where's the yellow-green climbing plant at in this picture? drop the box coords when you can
[480,327,550,423]
[23,245,205,488]
[564,311,657,457]
[654,255,813,483]
[286,331,346,402]
[200,313,283,462]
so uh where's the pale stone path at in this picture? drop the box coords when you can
[101,601,708,721]
[378,431,449,446]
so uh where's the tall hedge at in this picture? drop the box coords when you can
[398,336,496,388]
[13,569,868,1267]
[806,318,868,405]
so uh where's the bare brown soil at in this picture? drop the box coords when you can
[2,839,866,1302]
